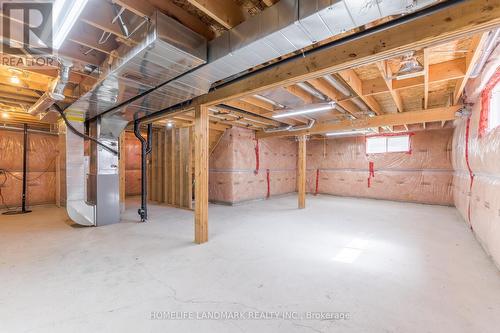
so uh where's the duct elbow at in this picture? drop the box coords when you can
[263,119,316,134]
[288,119,316,132]
[29,60,72,115]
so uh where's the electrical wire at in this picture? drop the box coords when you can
[53,104,118,155]
[0,157,56,212]
[0,169,10,211]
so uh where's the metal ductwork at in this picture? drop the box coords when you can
[324,74,351,97]
[95,0,440,123]
[65,10,207,226]
[288,119,316,132]
[29,59,72,116]
[65,0,440,226]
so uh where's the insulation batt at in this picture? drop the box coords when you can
[307,129,454,205]
[209,127,297,204]
[209,127,453,206]
[125,132,142,196]
[452,44,500,269]
[0,129,58,207]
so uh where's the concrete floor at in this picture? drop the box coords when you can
[1,195,500,333]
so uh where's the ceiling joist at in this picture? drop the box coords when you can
[257,105,461,138]
[453,31,490,104]
[194,0,500,109]
[185,0,245,29]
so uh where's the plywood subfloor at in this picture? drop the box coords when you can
[1,196,500,332]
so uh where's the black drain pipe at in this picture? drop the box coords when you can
[133,120,153,222]
[3,123,32,216]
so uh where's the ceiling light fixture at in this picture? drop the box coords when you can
[10,76,20,84]
[53,0,89,50]
[2,112,9,119]
[272,102,336,118]
[325,129,372,137]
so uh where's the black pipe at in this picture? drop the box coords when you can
[136,0,466,123]
[53,104,118,155]
[133,120,152,222]
[146,123,153,155]
[3,124,32,215]
[21,123,28,212]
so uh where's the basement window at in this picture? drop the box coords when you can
[366,135,411,154]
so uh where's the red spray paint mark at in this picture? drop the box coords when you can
[266,169,270,199]
[315,169,320,195]
[254,138,260,175]
[367,161,375,188]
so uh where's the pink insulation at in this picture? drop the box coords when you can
[125,132,142,196]
[306,129,454,205]
[210,127,454,206]
[452,44,500,269]
[209,127,297,204]
[0,129,59,208]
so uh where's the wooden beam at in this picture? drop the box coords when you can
[240,96,304,125]
[453,32,489,104]
[68,28,116,55]
[284,84,318,104]
[114,0,214,40]
[338,70,382,115]
[55,150,61,208]
[363,58,467,95]
[215,105,282,127]
[194,1,500,108]
[119,132,126,212]
[194,105,209,244]
[257,105,461,138]
[377,61,404,112]
[297,135,307,209]
[221,100,296,126]
[186,0,245,29]
[59,40,106,66]
[210,121,231,132]
[308,78,362,117]
[80,0,143,43]
[241,96,275,111]
[262,0,279,6]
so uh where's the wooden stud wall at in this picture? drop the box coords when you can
[148,126,193,210]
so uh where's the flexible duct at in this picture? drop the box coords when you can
[29,59,72,116]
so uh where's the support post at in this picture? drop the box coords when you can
[297,135,307,209]
[194,105,209,244]
[3,123,31,215]
[119,132,126,212]
[55,151,61,208]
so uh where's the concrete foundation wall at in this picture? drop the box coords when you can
[307,129,454,205]
[0,129,59,208]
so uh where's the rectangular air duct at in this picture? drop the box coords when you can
[65,11,206,226]
[66,0,439,226]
